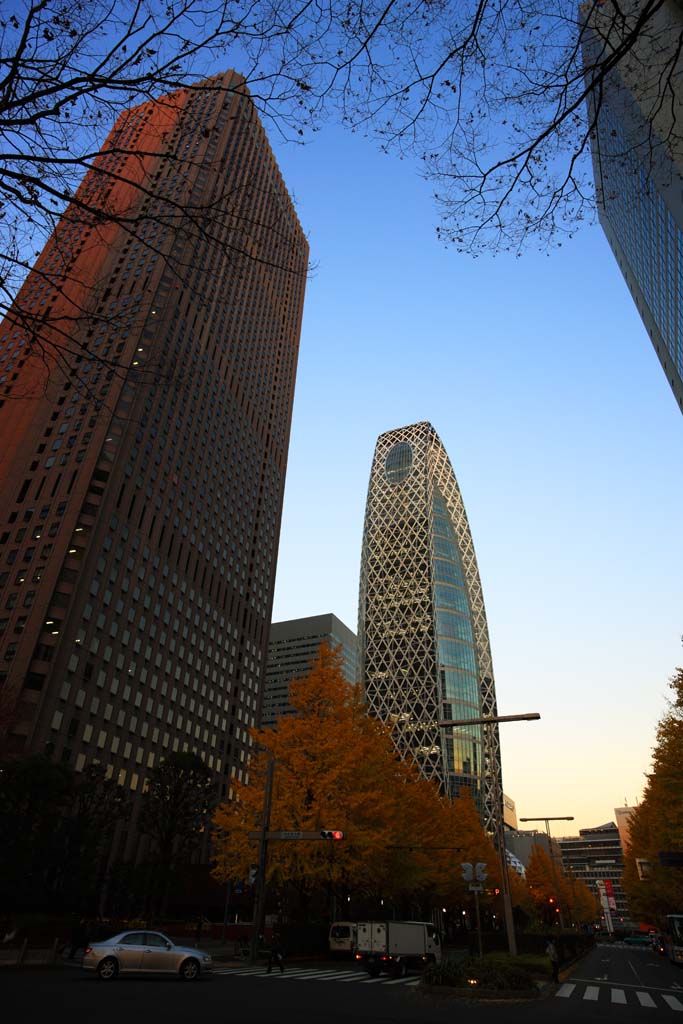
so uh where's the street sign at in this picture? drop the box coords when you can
[247,829,329,841]
[469,883,483,892]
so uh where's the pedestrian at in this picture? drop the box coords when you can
[267,933,285,974]
[546,938,560,983]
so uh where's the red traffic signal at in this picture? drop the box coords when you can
[321,829,345,840]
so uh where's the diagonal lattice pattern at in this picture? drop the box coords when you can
[358,422,502,834]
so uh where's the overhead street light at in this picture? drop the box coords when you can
[439,710,541,957]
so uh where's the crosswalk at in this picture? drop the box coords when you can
[556,982,683,1011]
[212,965,420,987]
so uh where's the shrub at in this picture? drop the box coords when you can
[423,954,535,991]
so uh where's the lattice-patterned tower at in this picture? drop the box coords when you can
[358,422,502,832]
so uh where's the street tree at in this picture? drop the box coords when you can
[0,754,73,910]
[138,751,215,914]
[622,667,683,922]
[1,0,679,359]
[212,643,495,916]
[62,763,128,913]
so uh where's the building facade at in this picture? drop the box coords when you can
[583,0,683,411]
[358,421,502,831]
[0,71,308,857]
[262,613,357,727]
[558,822,633,928]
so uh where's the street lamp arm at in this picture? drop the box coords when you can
[439,713,541,727]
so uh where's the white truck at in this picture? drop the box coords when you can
[355,920,442,978]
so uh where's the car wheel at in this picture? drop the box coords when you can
[368,963,381,978]
[97,957,118,981]
[180,957,200,981]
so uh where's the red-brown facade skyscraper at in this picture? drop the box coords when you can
[0,71,308,855]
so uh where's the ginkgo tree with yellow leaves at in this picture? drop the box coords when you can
[211,643,502,918]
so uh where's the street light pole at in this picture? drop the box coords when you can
[439,712,540,958]
[249,755,275,965]
[519,815,574,930]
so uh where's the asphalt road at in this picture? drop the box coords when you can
[3,943,683,1023]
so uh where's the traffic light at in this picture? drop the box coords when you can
[320,829,345,840]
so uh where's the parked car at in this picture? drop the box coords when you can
[82,929,212,981]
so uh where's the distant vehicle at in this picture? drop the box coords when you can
[328,922,357,955]
[664,914,683,965]
[82,930,212,981]
[355,920,442,978]
[624,934,650,947]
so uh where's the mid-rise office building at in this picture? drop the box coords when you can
[583,0,683,411]
[558,822,632,927]
[262,613,357,727]
[0,71,308,857]
[614,804,636,852]
[358,421,502,831]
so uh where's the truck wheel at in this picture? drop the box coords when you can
[392,960,408,979]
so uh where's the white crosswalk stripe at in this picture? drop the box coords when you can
[211,965,418,986]
[555,983,683,1011]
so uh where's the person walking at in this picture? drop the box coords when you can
[267,933,285,974]
[546,938,560,983]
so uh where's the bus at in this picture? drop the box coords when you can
[665,914,683,965]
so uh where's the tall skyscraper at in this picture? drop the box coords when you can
[0,71,308,856]
[358,421,502,831]
[262,613,357,727]
[583,0,683,411]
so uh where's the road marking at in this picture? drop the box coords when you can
[662,995,683,1011]
[556,984,575,998]
[360,976,389,983]
[584,986,600,1001]
[636,991,656,1008]
[611,989,627,1004]
[384,976,413,985]
[627,958,643,983]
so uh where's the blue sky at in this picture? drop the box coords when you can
[268,123,683,835]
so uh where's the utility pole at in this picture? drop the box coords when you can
[440,711,540,958]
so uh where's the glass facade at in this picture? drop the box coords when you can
[358,421,502,830]
[584,3,683,412]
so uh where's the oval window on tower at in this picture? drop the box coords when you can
[384,441,413,484]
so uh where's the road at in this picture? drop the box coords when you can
[549,940,683,1018]
[3,942,682,1022]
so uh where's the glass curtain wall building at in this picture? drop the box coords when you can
[582,0,683,412]
[358,421,502,831]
